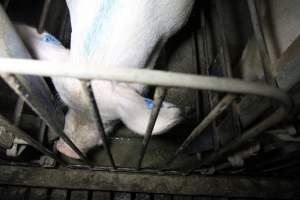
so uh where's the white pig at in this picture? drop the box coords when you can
[17,0,195,159]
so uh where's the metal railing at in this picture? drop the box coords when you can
[0,0,293,174]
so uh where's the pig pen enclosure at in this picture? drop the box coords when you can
[0,0,300,199]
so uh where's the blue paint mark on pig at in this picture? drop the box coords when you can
[144,98,155,109]
[42,32,62,46]
[84,0,117,58]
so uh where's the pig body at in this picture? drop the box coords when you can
[17,0,195,159]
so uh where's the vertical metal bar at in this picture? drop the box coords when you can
[216,0,241,135]
[13,98,24,126]
[216,0,233,78]
[38,0,52,33]
[81,81,116,169]
[38,121,46,143]
[0,5,90,166]
[193,32,202,123]
[3,0,10,10]
[199,108,287,167]
[166,95,235,166]
[137,87,167,170]
[200,8,221,151]
[2,74,91,165]
[59,11,68,41]
[0,114,66,165]
[247,0,276,85]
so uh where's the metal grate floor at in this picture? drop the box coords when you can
[0,186,273,200]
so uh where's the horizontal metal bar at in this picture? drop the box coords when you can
[137,87,167,170]
[81,81,116,169]
[0,58,292,109]
[0,114,66,165]
[166,95,236,166]
[0,165,299,199]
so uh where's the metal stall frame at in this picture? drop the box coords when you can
[0,0,295,176]
[0,58,292,173]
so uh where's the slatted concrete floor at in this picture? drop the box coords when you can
[0,186,256,200]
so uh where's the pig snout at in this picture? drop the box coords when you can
[56,109,101,159]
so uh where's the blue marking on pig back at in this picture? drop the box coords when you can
[83,0,117,58]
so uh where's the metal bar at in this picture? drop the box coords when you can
[199,9,221,151]
[215,144,260,171]
[275,35,300,91]
[0,165,300,199]
[38,121,46,143]
[214,0,242,150]
[198,107,287,167]
[216,0,233,78]
[193,32,202,122]
[3,0,10,10]
[0,7,90,164]
[59,11,68,41]
[81,81,116,169]
[247,0,276,85]
[0,59,292,109]
[13,98,24,126]
[137,87,167,169]
[2,74,91,165]
[38,0,52,33]
[166,95,236,166]
[0,114,66,165]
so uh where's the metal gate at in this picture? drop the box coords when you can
[0,0,299,199]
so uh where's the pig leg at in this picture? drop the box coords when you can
[113,84,182,135]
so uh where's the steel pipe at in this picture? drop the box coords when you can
[81,81,116,169]
[247,0,275,85]
[3,0,10,10]
[38,0,52,33]
[166,95,236,166]
[0,6,90,164]
[0,59,292,110]
[137,87,167,170]
[2,74,92,165]
[13,98,24,126]
[198,107,287,167]
[0,114,66,165]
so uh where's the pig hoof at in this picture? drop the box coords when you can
[55,139,81,160]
